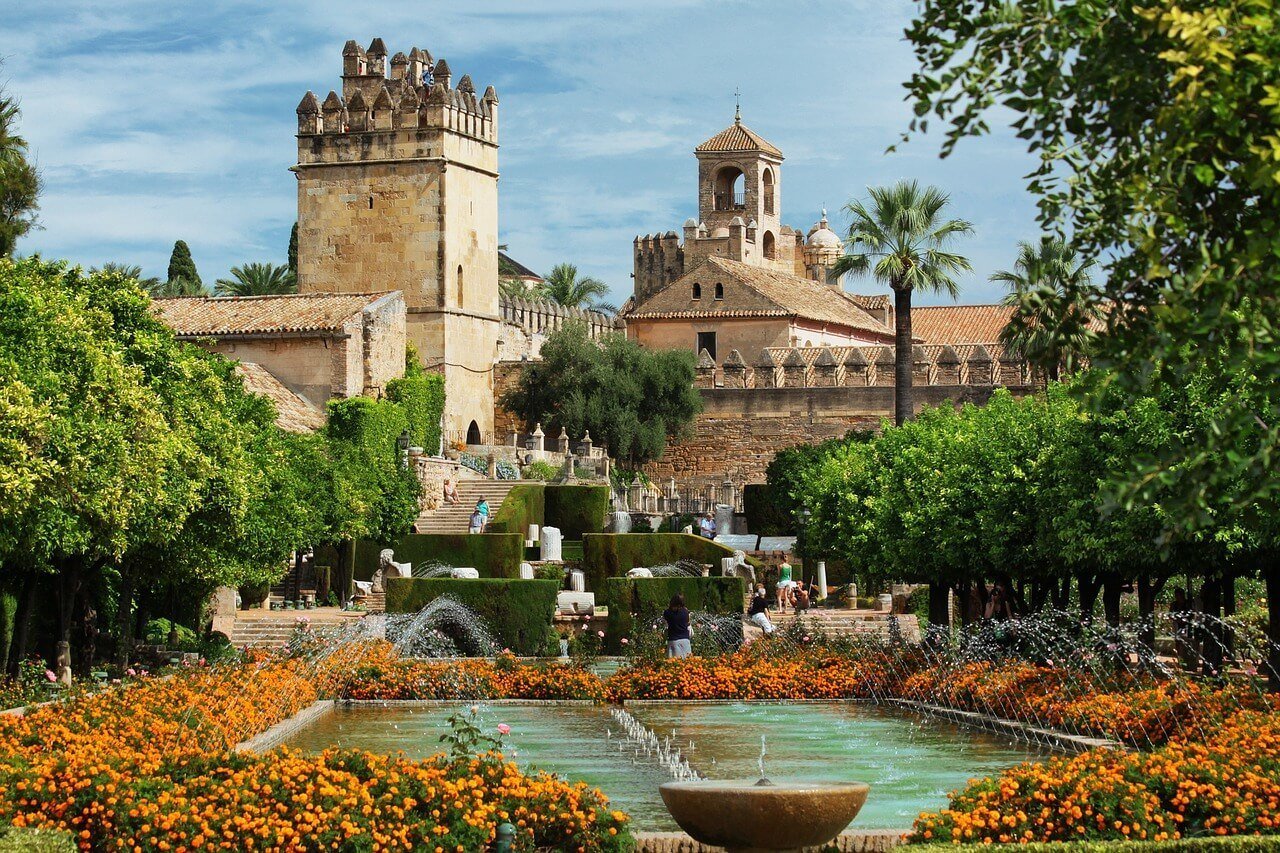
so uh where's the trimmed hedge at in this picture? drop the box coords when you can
[742,483,793,536]
[486,483,545,536]
[544,485,609,539]
[354,534,524,580]
[911,840,1280,852]
[582,533,752,592]
[600,576,746,653]
[385,371,445,453]
[383,577,559,656]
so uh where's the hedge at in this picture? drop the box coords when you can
[911,840,1280,852]
[385,370,446,453]
[742,483,794,536]
[544,485,609,539]
[486,483,545,536]
[582,533,753,592]
[354,534,524,580]
[383,577,558,656]
[600,576,746,653]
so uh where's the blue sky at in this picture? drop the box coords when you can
[4,0,1041,306]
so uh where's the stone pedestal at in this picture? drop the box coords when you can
[714,504,734,540]
[541,526,562,561]
[816,561,828,601]
[568,570,585,592]
[211,586,238,636]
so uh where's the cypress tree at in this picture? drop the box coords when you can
[166,240,201,287]
[287,222,298,276]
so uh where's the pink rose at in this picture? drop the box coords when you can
[44,670,56,682]
[126,668,136,677]
[597,630,605,638]
[497,723,511,735]
[620,638,629,645]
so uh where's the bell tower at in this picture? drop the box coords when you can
[694,108,784,264]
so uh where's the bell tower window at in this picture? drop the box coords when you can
[713,166,745,212]
[762,231,776,260]
[762,169,775,216]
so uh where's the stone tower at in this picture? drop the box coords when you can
[633,111,804,303]
[294,38,501,442]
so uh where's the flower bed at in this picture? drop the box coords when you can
[335,650,607,702]
[0,655,629,851]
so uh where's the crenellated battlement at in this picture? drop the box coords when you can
[296,38,499,151]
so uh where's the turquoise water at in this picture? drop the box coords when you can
[284,702,1044,831]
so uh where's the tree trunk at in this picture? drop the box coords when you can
[57,559,82,645]
[927,582,950,634]
[1102,572,1122,628]
[1221,571,1236,655]
[115,565,135,669]
[893,285,914,426]
[1265,558,1280,692]
[1051,575,1072,610]
[1201,576,1224,677]
[9,574,38,676]
[1136,572,1166,649]
[1078,571,1103,622]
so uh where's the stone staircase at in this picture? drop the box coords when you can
[771,608,921,643]
[226,608,367,648]
[414,479,527,534]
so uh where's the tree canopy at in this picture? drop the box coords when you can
[166,240,202,290]
[0,76,39,258]
[500,322,701,466]
[215,262,296,297]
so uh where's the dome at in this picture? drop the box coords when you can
[806,210,841,250]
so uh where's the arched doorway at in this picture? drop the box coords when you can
[465,420,482,445]
[713,165,745,211]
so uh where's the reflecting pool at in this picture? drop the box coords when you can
[284,701,1045,831]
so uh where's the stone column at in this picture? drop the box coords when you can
[781,349,808,387]
[540,526,563,561]
[487,454,497,480]
[755,350,780,388]
[580,430,593,458]
[695,349,717,389]
[714,503,734,539]
[912,345,933,386]
[872,347,896,386]
[816,561,828,601]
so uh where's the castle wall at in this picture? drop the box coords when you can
[629,317,792,361]
[199,336,347,408]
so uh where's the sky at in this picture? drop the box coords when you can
[3,0,1042,307]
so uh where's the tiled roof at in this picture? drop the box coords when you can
[628,257,892,337]
[234,363,325,433]
[848,293,890,313]
[909,304,1016,345]
[695,120,783,157]
[498,251,542,281]
[154,292,395,337]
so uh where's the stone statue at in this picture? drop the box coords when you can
[372,548,412,593]
[721,550,755,585]
[449,567,480,579]
[627,567,654,579]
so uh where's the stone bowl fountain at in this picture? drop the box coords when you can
[659,777,869,852]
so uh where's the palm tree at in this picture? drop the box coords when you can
[214,262,297,297]
[831,181,973,425]
[91,262,161,293]
[150,277,209,298]
[993,237,1100,382]
[542,263,616,314]
[500,277,547,302]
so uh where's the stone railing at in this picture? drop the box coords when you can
[694,343,1031,390]
[500,295,621,341]
[612,477,743,515]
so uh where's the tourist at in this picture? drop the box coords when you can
[476,498,490,531]
[663,593,692,658]
[794,581,811,614]
[442,478,460,505]
[984,582,1015,622]
[775,561,795,612]
[698,512,716,539]
[468,507,485,534]
[748,585,775,635]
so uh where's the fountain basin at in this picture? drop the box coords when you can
[659,778,869,852]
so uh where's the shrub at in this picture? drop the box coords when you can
[521,460,559,481]
[385,370,445,453]
[384,578,559,656]
[600,576,745,653]
[544,484,609,539]
[742,483,793,536]
[582,533,755,591]
[485,483,544,536]
[355,534,524,580]
[142,618,196,648]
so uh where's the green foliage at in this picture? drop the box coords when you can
[354,534,524,580]
[142,618,196,647]
[385,370,445,453]
[830,181,973,425]
[544,485,609,539]
[383,578,558,655]
[0,77,40,258]
[0,826,78,853]
[500,322,701,467]
[541,262,615,314]
[742,485,791,536]
[581,533,750,592]
[438,707,504,761]
[214,262,296,297]
[902,0,1280,532]
[485,484,544,536]
[760,430,875,536]
[601,576,745,653]
[521,460,559,481]
[287,223,298,276]
[165,241,201,289]
[324,396,421,550]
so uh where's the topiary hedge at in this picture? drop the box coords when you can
[354,534,524,580]
[582,533,757,592]
[383,577,559,656]
[600,576,745,653]
[486,483,545,537]
[911,840,1280,852]
[544,485,609,539]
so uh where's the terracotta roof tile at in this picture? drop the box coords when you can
[909,304,1016,345]
[154,292,395,337]
[234,363,325,433]
[695,120,783,157]
[848,293,890,313]
[628,257,892,337]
